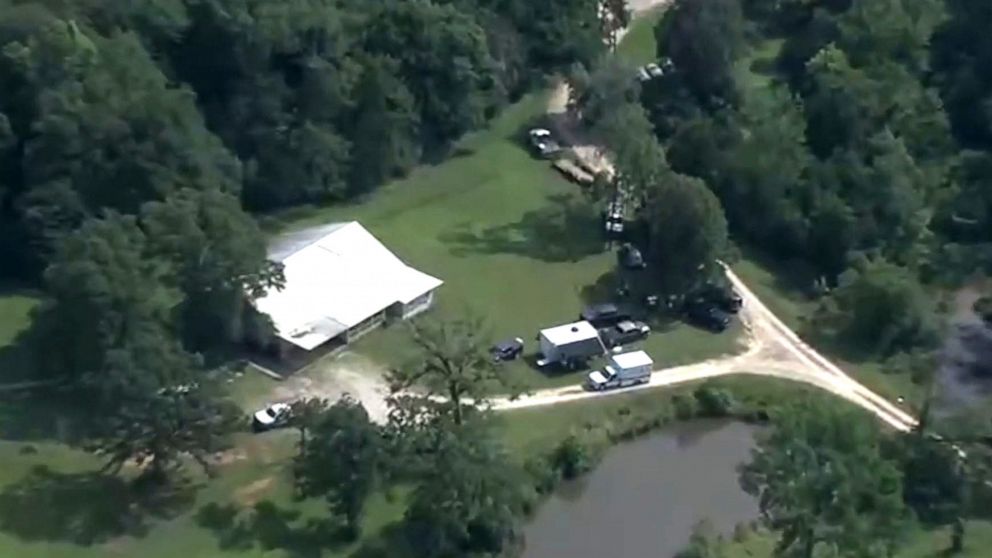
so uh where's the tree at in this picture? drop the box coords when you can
[599,0,631,52]
[347,57,420,194]
[740,401,909,558]
[363,1,503,145]
[661,0,745,103]
[580,58,641,130]
[898,435,968,551]
[402,420,526,557]
[643,174,729,294]
[719,86,812,256]
[388,316,513,425]
[294,398,382,538]
[141,188,284,350]
[87,332,237,480]
[813,258,938,357]
[288,397,330,459]
[41,213,177,379]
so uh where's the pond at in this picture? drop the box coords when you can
[522,420,760,558]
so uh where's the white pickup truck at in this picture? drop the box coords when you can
[586,350,653,391]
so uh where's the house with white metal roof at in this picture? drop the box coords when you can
[254,222,443,354]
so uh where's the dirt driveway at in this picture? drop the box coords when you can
[257,351,392,424]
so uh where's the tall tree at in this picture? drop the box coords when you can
[813,258,939,357]
[294,398,382,538]
[402,419,526,558]
[387,316,512,425]
[141,188,284,350]
[347,57,421,194]
[41,213,177,379]
[643,174,729,294]
[660,0,745,103]
[88,332,236,479]
[740,401,909,558]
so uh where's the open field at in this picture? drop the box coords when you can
[262,92,742,391]
[616,5,668,66]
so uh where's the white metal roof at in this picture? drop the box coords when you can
[610,350,653,370]
[254,222,443,350]
[540,320,600,346]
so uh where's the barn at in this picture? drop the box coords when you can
[254,222,443,356]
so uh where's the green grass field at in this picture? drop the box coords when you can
[616,6,668,66]
[265,92,741,391]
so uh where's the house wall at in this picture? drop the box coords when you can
[346,310,386,342]
[402,290,435,319]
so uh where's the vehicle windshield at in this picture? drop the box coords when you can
[265,408,278,418]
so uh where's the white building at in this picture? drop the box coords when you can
[254,221,443,354]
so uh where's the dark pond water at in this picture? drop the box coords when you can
[522,420,760,558]
[936,284,992,412]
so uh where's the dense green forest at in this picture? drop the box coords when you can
[588,0,992,366]
[0,0,603,276]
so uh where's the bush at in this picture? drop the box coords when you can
[694,385,736,417]
[974,296,992,324]
[550,435,594,480]
[673,394,698,419]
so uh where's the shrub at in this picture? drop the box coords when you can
[694,385,735,417]
[550,435,594,480]
[673,394,698,419]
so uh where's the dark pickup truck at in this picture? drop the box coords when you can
[600,320,651,348]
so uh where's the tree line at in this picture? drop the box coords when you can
[574,0,992,369]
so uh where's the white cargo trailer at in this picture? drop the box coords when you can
[586,350,653,391]
[536,321,605,368]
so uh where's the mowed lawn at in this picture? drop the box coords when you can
[267,92,741,390]
[616,5,668,66]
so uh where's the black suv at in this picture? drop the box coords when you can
[490,338,524,363]
[686,302,731,332]
[580,303,630,328]
[695,283,742,313]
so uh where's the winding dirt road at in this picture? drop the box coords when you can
[506,1,918,432]
[494,265,919,432]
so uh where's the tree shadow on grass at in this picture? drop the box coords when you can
[0,465,197,545]
[196,500,349,558]
[439,194,606,263]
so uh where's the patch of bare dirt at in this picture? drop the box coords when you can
[234,477,275,507]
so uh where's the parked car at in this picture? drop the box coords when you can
[252,402,291,432]
[491,337,524,362]
[686,302,731,333]
[580,303,630,328]
[645,63,664,78]
[618,243,646,270]
[635,67,651,82]
[528,128,561,158]
[601,319,651,348]
[694,282,743,313]
[603,200,625,237]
